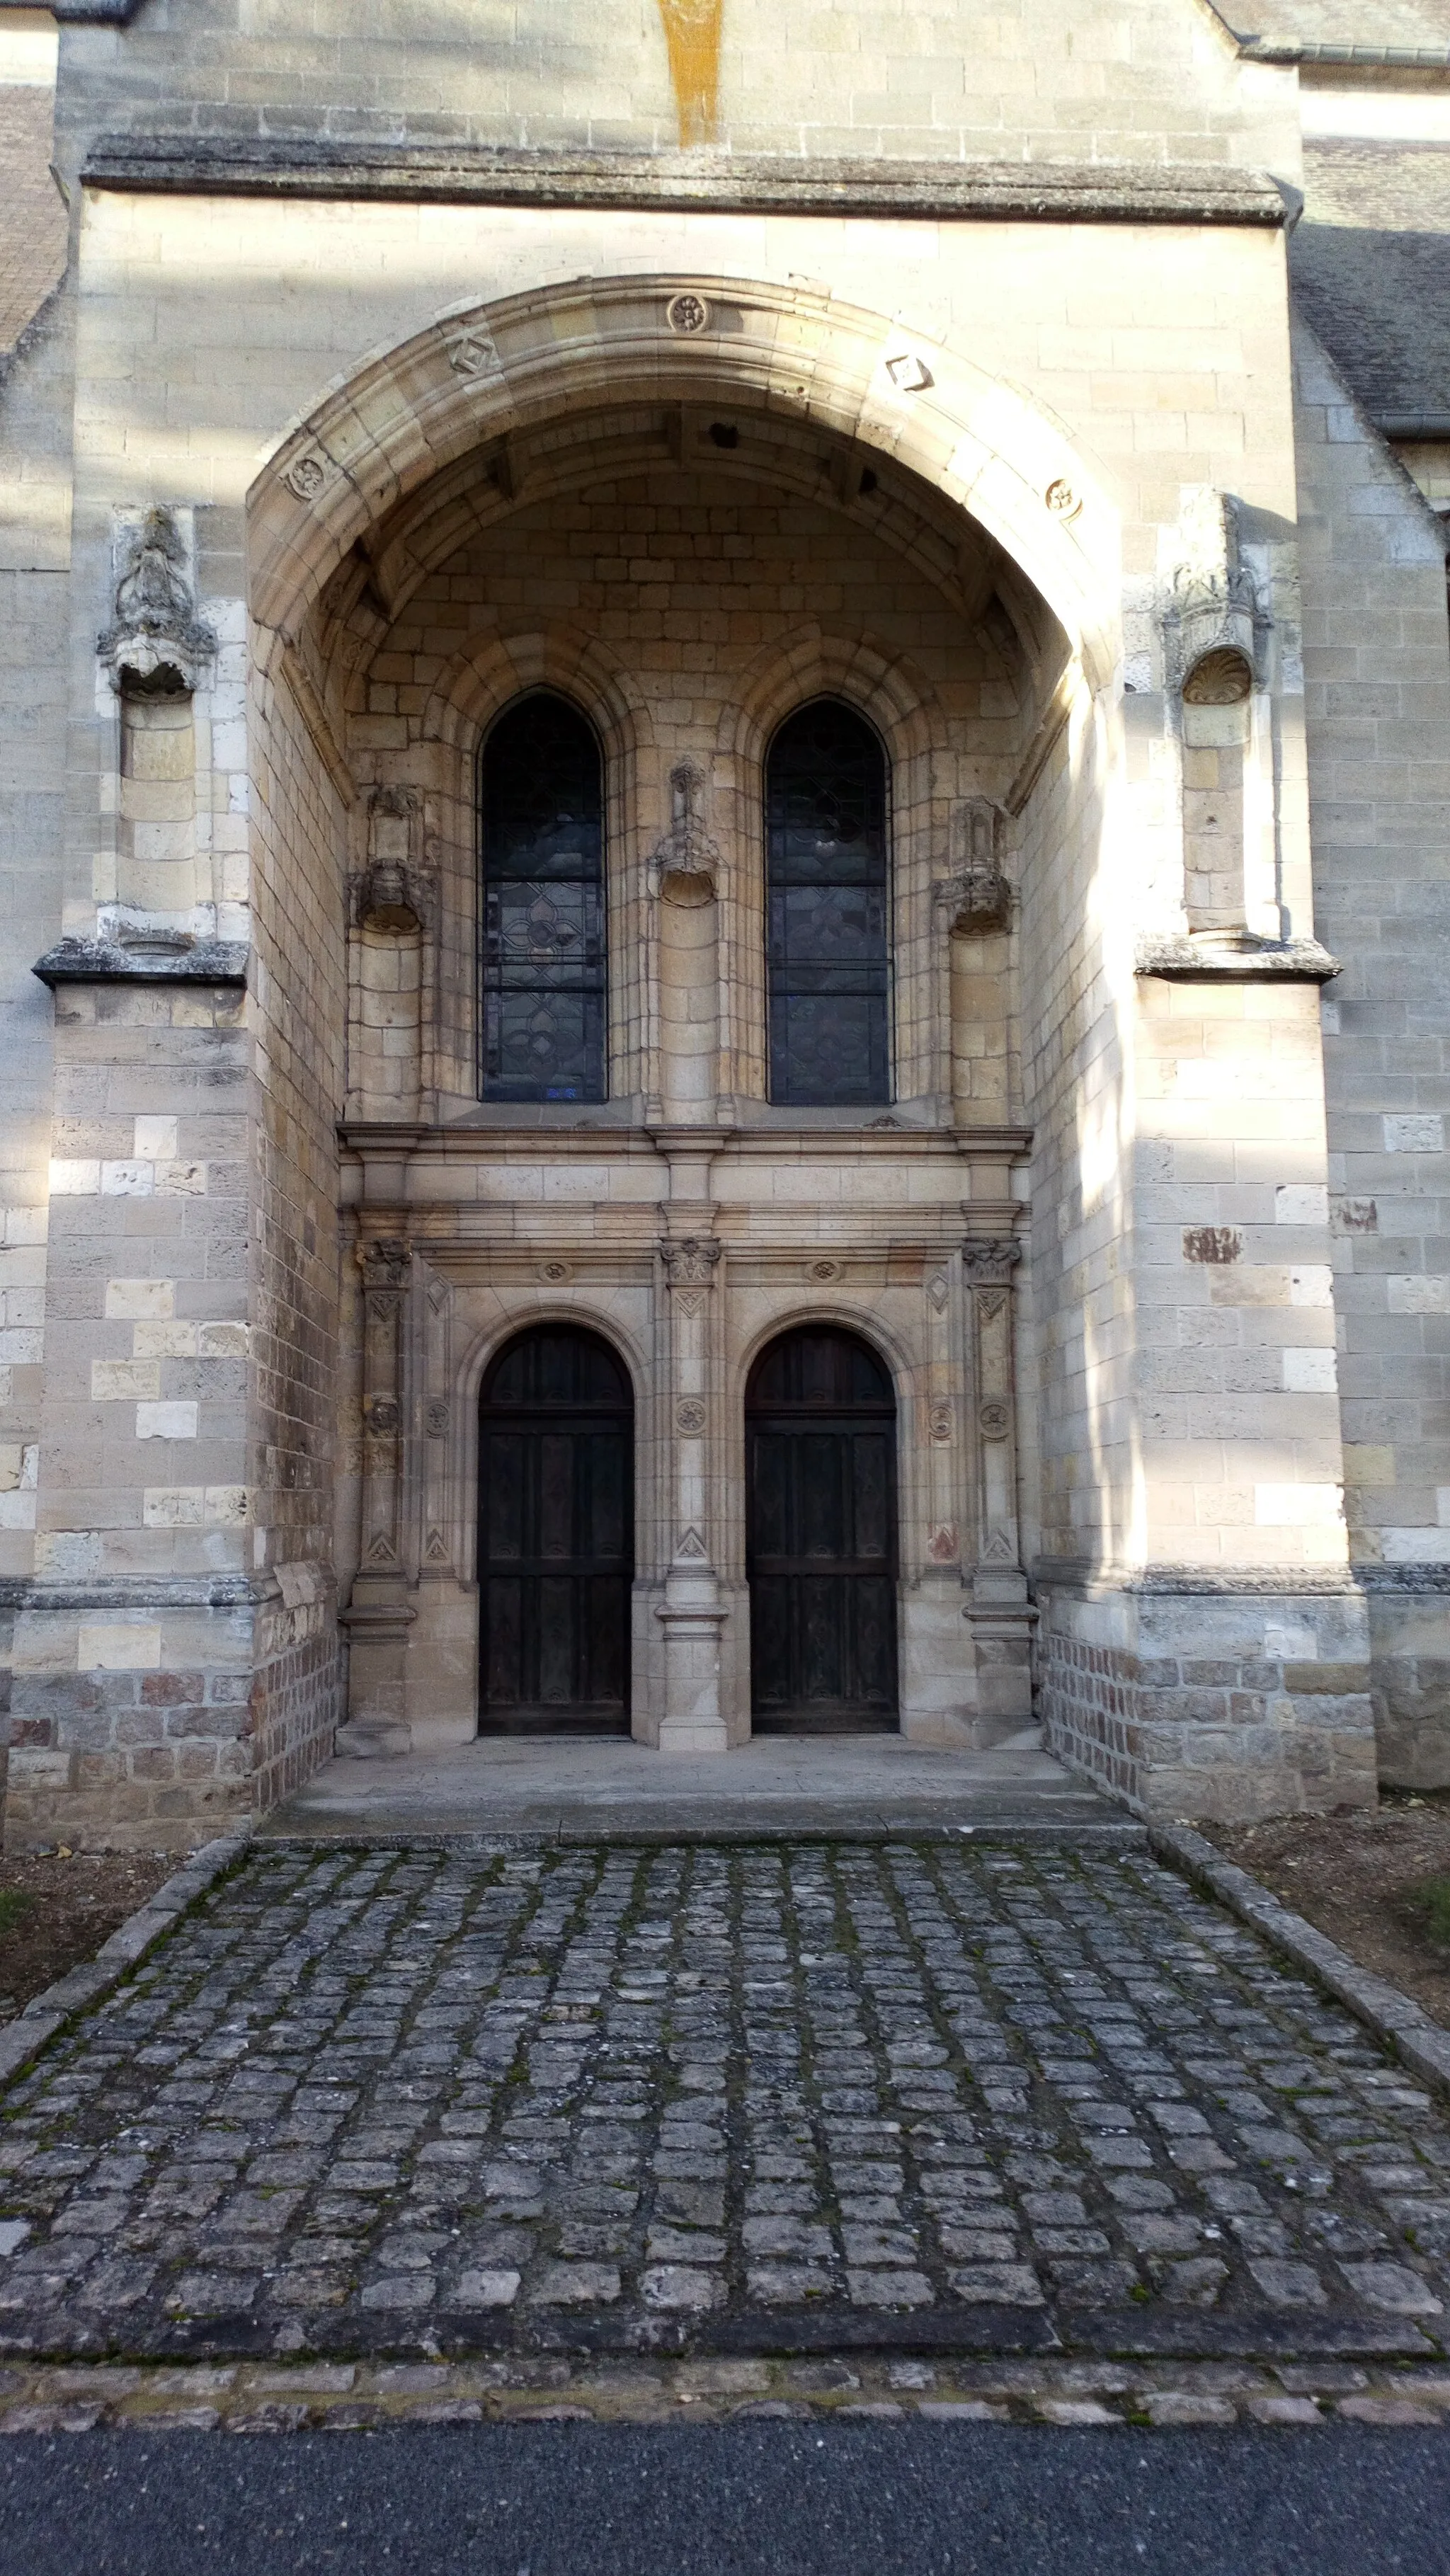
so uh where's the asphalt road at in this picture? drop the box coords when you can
[3,2425,1449,2576]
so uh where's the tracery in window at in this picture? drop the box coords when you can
[479,692,605,1103]
[765,698,889,1107]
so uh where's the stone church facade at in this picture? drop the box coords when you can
[1,0,1448,1848]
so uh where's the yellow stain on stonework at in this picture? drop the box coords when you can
[656,0,724,145]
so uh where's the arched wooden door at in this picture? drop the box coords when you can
[746,1326,898,1733]
[477,1326,632,1734]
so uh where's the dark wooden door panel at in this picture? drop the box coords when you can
[746,1326,898,1734]
[478,1326,632,1736]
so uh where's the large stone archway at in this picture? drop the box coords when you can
[248,272,1123,689]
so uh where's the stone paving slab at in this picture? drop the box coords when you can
[0,1839,1447,2369]
[261,1733,1114,1843]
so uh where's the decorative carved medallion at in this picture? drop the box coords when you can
[962,1237,1021,1286]
[1044,476,1081,520]
[425,1398,450,1438]
[927,1402,954,1444]
[807,1257,843,1283]
[978,1399,1010,1442]
[666,290,712,336]
[537,1259,573,1283]
[367,1397,399,1436]
[675,1398,707,1436]
[285,453,329,503]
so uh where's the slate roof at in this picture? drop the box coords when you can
[1221,1,1450,57]
[1293,141,1450,428]
[0,86,66,356]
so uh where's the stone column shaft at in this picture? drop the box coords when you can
[656,1225,726,1752]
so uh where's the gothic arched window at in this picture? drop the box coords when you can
[765,699,889,1107]
[479,692,605,1103]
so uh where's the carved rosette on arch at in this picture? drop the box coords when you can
[656,1231,727,1750]
[340,1235,416,1749]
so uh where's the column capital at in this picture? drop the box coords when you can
[962,1235,1021,1285]
[659,1234,722,1287]
[358,1235,411,1293]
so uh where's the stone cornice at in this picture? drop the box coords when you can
[338,1118,1033,1162]
[33,937,249,988]
[1135,932,1341,984]
[78,139,1290,228]
[1033,1558,1364,1596]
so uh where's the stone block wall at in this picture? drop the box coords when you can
[1294,320,1450,1786]
[49,0,1299,173]
[1037,1575,1377,1821]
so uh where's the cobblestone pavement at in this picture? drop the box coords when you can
[1,1839,1448,2368]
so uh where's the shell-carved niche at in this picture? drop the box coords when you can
[1161,488,1264,703]
[936,798,1010,935]
[355,786,430,934]
[348,788,430,1121]
[651,760,719,908]
[99,508,215,695]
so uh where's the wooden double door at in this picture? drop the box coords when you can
[746,1326,899,1734]
[476,1321,898,1738]
[477,1326,632,1735]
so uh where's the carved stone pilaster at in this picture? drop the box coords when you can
[961,1235,1034,1731]
[656,1231,726,1750]
[339,1234,415,1751]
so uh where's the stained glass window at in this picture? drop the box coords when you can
[765,699,889,1106]
[479,692,605,1102]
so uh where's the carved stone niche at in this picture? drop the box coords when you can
[1161,486,1264,703]
[651,759,719,908]
[936,797,1010,935]
[355,787,428,934]
[98,507,215,695]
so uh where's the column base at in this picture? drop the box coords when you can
[655,1584,731,1753]
[341,1588,416,1751]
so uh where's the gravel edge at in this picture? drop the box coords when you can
[0,1833,251,2094]
[1148,1821,1450,2105]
